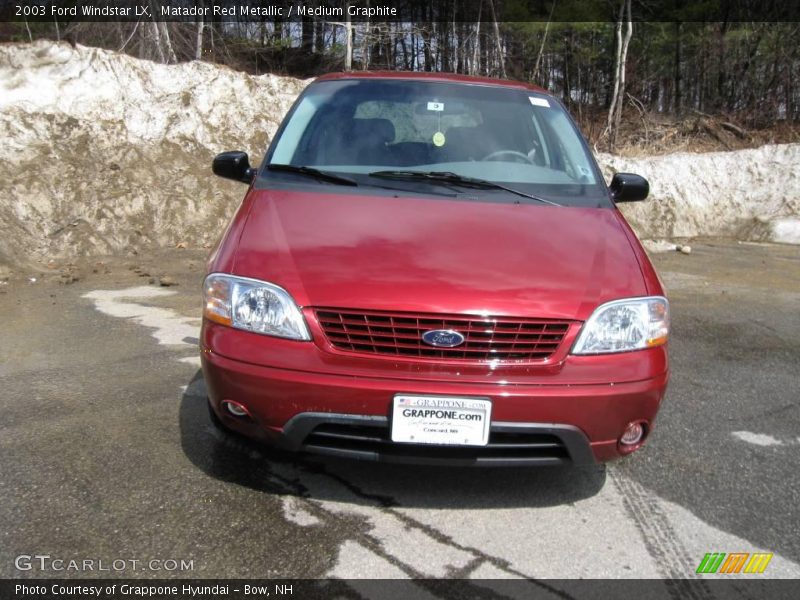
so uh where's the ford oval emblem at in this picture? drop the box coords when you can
[422,329,466,348]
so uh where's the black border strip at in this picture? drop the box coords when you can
[2,0,800,24]
[3,579,800,600]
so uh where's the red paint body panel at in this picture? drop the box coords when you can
[202,321,667,386]
[230,190,649,321]
[316,70,548,93]
[201,343,667,457]
[205,189,256,275]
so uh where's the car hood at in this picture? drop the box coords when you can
[232,189,646,320]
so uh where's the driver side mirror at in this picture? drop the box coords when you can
[609,173,649,203]
[213,151,255,184]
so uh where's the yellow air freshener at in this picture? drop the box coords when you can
[432,131,446,147]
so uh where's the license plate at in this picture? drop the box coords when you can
[391,395,492,446]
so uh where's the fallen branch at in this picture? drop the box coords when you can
[721,121,748,139]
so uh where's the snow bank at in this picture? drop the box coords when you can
[0,41,798,269]
[0,41,307,159]
[0,41,308,268]
[768,218,800,244]
[599,146,800,243]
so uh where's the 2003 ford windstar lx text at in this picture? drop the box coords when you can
[201,72,669,467]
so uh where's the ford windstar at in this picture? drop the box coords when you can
[202,72,669,466]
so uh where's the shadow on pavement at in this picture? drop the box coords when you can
[179,370,607,510]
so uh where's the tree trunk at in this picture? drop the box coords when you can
[362,17,370,69]
[149,21,165,63]
[715,21,729,111]
[615,14,633,140]
[563,28,572,107]
[195,11,204,60]
[147,1,176,64]
[344,7,353,70]
[607,0,632,151]
[315,20,325,54]
[301,17,313,53]
[422,25,432,71]
[533,3,555,83]
[487,0,506,78]
[607,10,623,134]
[674,21,682,114]
[453,8,459,73]
[398,23,410,70]
[158,21,177,63]
[438,21,452,71]
[472,5,482,76]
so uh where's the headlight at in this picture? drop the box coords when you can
[572,296,669,355]
[203,274,311,341]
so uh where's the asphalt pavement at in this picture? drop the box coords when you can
[1,241,798,595]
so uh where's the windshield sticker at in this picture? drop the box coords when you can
[427,101,445,112]
[432,131,446,147]
[529,97,551,108]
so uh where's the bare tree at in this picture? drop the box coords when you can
[534,1,557,82]
[145,1,177,64]
[149,21,165,63]
[471,2,482,76]
[606,0,633,150]
[487,0,506,78]
[194,1,204,60]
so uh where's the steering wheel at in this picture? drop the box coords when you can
[481,150,535,164]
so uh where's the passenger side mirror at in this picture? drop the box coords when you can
[609,173,649,203]
[213,151,255,184]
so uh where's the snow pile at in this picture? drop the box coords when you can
[0,41,307,159]
[0,41,308,268]
[599,145,800,245]
[1,41,798,270]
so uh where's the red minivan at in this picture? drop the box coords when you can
[202,72,669,466]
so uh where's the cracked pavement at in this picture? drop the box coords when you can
[1,241,799,595]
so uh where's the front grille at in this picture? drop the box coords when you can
[314,309,571,362]
[303,422,571,464]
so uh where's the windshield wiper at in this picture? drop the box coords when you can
[368,170,562,207]
[267,164,358,186]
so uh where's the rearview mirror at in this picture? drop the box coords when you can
[609,173,649,203]
[213,151,255,184]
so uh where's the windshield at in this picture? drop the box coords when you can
[265,79,606,206]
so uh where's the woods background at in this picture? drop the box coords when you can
[2,0,799,151]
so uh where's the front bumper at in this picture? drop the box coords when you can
[201,341,669,466]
